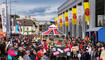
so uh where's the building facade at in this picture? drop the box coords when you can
[58,0,105,39]
[12,18,39,35]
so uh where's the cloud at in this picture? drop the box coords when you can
[17,7,48,16]
[0,0,66,21]
[14,4,58,20]
[45,6,58,14]
[32,14,56,21]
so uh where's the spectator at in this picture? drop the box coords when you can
[30,50,37,60]
[23,50,31,60]
[41,53,49,60]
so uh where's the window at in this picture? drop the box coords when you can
[96,0,105,27]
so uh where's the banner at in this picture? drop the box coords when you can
[64,48,70,52]
[55,17,58,26]
[53,51,60,55]
[84,2,90,22]
[7,13,10,34]
[77,5,84,20]
[52,47,71,56]
[65,12,68,26]
[77,5,84,24]
[62,14,65,28]
[59,15,62,27]
[68,11,72,26]
[11,18,14,33]
[15,25,19,33]
[72,8,77,25]
[1,3,7,32]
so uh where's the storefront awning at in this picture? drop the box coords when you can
[87,27,102,32]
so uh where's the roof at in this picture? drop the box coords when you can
[16,18,38,26]
[42,24,64,35]
[16,20,33,26]
[87,27,103,32]
[58,0,81,14]
[49,24,57,27]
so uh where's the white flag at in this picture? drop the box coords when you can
[69,11,72,25]
[77,5,84,20]
[1,3,7,32]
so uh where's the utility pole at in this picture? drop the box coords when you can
[6,0,8,40]
[10,0,11,37]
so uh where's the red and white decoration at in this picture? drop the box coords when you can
[42,24,64,35]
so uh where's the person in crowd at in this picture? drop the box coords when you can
[23,50,31,60]
[84,49,89,60]
[77,51,81,60]
[41,53,49,60]
[100,47,105,60]
[0,34,103,60]
[30,50,37,60]
[96,48,101,60]
[18,47,24,57]
[18,54,24,60]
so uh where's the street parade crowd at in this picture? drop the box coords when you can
[0,35,105,60]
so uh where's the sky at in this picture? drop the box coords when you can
[0,0,66,21]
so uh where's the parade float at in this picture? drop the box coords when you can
[42,25,71,57]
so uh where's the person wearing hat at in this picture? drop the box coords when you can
[23,50,31,60]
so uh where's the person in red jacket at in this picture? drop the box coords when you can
[35,49,43,60]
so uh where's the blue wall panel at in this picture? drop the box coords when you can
[98,27,105,42]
